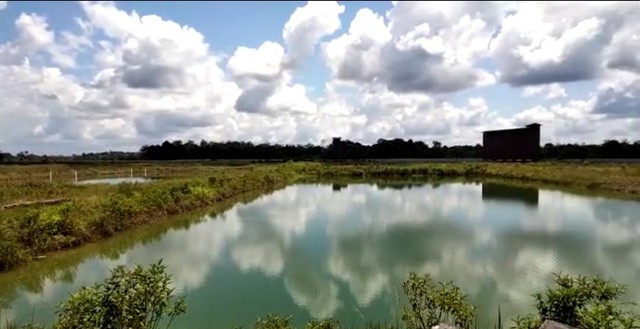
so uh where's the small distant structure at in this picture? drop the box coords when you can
[482,123,541,162]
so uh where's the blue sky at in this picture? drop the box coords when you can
[0,1,638,154]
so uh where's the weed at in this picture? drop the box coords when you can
[53,260,186,329]
[0,225,24,271]
[512,273,640,329]
[401,272,476,329]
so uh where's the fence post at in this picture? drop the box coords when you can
[74,170,78,183]
[144,168,147,177]
[49,171,52,183]
[130,168,133,178]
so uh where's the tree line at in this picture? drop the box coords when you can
[139,138,640,160]
[1,138,638,163]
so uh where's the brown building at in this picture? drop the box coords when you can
[482,123,541,161]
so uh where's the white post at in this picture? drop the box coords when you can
[144,168,147,177]
[74,170,78,183]
[49,171,52,183]
[130,168,133,178]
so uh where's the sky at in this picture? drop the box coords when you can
[0,1,639,154]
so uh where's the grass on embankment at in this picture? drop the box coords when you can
[0,166,294,271]
[1,161,639,272]
[291,162,640,195]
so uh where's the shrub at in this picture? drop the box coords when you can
[17,210,57,252]
[54,260,186,329]
[512,273,640,329]
[53,202,80,236]
[0,225,24,271]
[94,194,142,235]
[401,272,476,329]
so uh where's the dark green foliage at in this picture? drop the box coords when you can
[512,273,640,329]
[578,303,640,329]
[401,272,476,329]
[0,225,24,271]
[53,260,186,329]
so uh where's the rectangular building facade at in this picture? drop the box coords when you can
[482,123,541,161]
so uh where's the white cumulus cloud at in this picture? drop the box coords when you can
[0,1,639,154]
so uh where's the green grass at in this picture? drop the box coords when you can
[1,161,640,272]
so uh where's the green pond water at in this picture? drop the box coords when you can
[1,181,640,328]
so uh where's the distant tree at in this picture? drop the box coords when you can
[6,136,640,163]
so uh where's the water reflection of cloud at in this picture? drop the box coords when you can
[328,221,477,307]
[118,210,245,293]
[4,182,640,327]
[230,219,287,277]
[283,249,341,319]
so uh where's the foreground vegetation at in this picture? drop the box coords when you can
[1,161,640,271]
[5,261,639,329]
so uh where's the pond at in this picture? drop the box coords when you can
[74,177,154,185]
[1,181,640,328]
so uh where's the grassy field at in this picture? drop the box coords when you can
[1,161,640,271]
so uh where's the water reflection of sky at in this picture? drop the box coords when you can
[2,182,640,328]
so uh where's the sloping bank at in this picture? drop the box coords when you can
[2,162,639,272]
[0,167,296,271]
